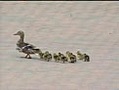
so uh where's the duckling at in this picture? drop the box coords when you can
[43,51,52,62]
[47,53,52,61]
[83,53,90,62]
[69,53,77,63]
[58,52,68,63]
[14,31,40,59]
[66,51,71,60]
[38,49,44,59]
[76,51,84,60]
[66,51,76,63]
[53,53,60,62]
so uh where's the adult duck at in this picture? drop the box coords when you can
[14,31,40,59]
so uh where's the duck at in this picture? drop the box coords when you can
[13,31,40,59]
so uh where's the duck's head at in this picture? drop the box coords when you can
[14,31,24,37]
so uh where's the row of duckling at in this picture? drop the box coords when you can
[38,50,90,63]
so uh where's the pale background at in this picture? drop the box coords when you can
[0,1,119,90]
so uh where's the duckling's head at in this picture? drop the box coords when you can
[14,31,24,37]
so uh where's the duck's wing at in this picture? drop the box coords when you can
[22,43,35,50]
[17,41,35,48]
[24,43,36,48]
[21,44,40,54]
[16,42,36,52]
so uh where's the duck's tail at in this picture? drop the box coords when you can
[33,48,41,54]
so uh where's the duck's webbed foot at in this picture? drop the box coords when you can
[27,54,32,59]
[25,54,32,59]
[28,56,32,59]
[25,54,28,58]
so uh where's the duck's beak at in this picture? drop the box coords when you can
[13,34,17,35]
[13,33,18,35]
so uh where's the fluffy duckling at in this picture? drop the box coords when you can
[83,53,90,62]
[58,52,68,63]
[76,51,84,60]
[14,31,40,59]
[69,53,77,63]
[53,53,60,62]
[66,51,72,60]
[43,51,52,62]
[66,51,76,63]
[38,49,44,59]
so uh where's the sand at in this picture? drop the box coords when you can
[0,1,119,90]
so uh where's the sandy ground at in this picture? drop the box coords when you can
[0,1,119,90]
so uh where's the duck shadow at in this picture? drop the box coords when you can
[16,56,78,64]
[19,56,54,62]
[19,56,68,64]
[19,56,41,60]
